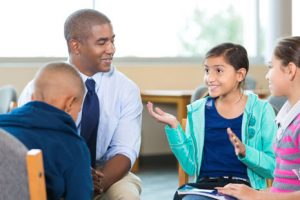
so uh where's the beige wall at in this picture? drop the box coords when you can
[120,64,269,90]
[0,66,38,95]
[0,63,269,95]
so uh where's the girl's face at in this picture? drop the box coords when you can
[204,56,245,98]
[265,56,289,96]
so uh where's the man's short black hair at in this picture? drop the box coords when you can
[64,9,111,43]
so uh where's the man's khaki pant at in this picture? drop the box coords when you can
[94,172,141,200]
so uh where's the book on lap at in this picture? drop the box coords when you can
[178,185,237,200]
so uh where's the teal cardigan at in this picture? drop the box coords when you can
[165,92,277,189]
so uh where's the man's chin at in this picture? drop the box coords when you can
[99,65,111,72]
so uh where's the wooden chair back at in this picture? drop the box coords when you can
[0,129,47,200]
[178,118,189,186]
[27,149,47,200]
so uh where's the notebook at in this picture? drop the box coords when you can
[178,185,237,200]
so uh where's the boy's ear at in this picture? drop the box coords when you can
[69,39,81,55]
[64,96,76,113]
[31,93,35,101]
[31,91,44,101]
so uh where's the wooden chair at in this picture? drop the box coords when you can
[27,149,47,200]
[0,129,47,200]
[177,119,273,187]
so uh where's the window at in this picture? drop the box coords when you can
[1,0,266,59]
[97,0,261,58]
[0,0,92,57]
[292,0,300,35]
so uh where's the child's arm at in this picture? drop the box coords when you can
[165,120,196,176]
[147,101,197,175]
[217,184,300,200]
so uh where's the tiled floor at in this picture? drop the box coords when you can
[136,162,178,200]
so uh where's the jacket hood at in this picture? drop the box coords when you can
[0,101,78,136]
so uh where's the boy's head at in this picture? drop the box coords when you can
[64,9,115,76]
[32,62,84,121]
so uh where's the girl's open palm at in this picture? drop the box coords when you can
[147,102,178,128]
[227,128,246,157]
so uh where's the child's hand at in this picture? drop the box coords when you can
[147,102,178,128]
[227,128,246,157]
[216,184,259,200]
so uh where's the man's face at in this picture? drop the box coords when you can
[78,23,115,76]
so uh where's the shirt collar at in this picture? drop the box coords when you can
[66,58,113,92]
[78,71,102,92]
[275,100,300,140]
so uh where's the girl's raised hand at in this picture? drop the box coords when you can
[147,102,178,128]
[227,128,246,157]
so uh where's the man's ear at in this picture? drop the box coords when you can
[69,39,81,55]
[237,68,247,82]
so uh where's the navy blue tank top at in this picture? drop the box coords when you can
[198,97,248,180]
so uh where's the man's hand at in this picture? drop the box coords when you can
[92,168,104,195]
[227,128,246,157]
[94,155,131,194]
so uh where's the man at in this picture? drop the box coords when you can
[19,9,143,200]
[1,62,93,200]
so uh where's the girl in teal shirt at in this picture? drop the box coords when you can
[147,43,277,200]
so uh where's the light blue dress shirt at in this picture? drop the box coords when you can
[18,65,143,167]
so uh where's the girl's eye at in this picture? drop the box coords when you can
[266,62,273,69]
[217,69,223,73]
[204,68,209,73]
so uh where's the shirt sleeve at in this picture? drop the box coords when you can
[18,80,34,106]
[165,123,196,176]
[104,85,143,167]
